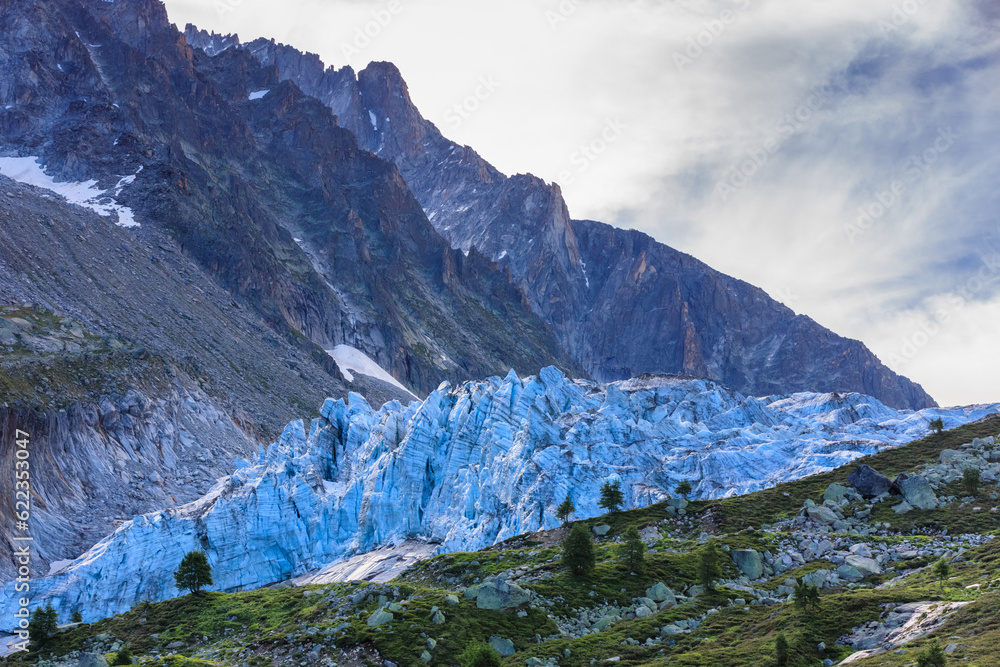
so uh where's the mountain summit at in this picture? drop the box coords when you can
[188,28,937,410]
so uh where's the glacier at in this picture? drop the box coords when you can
[1,367,995,627]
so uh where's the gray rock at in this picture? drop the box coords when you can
[164,641,185,650]
[592,524,611,536]
[76,655,110,667]
[431,610,445,624]
[660,624,682,636]
[592,615,618,632]
[848,464,892,498]
[806,506,839,524]
[823,483,858,504]
[894,473,938,509]
[489,636,516,655]
[667,498,688,509]
[635,606,652,618]
[367,609,394,626]
[730,549,764,579]
[645,582,675,604]
[420,649,432,663]
[944,644,958,653]
[940,449,961,463]
[856,628,887,650]
[845,555,881,577]
[443,593,460,605]
[893,500,914,514]
[466,578,533,611]
[802,570,829,588]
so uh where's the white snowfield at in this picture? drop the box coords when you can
[0,367,994,627]
[0,156,139,227]
[326,344,413,396]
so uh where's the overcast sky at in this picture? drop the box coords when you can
[162,0,1000,407]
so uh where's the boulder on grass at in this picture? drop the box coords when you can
[730,549,764,579]
[847,464,892,498]
[893,473,938,510]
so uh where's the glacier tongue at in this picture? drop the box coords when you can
[2,368,995,626]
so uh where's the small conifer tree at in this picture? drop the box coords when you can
[929,417,944,434]
[113,644,135,665]
[917,639,946,667]
[962,467,981,496]
[675,480,692,499]
[933,558,950,590]
[174,550,213,595]
[775,632,789,667]
[697,540,722,590]
[618,525,646,573]
[599,479,624,513]
[28,603,58,651]
[459,642,502,667]
[556,495,575,524]
[793,582,821,611]
[562,522,596,576]
[70,609,83,623]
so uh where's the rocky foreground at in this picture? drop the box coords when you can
[3,413,1000,667]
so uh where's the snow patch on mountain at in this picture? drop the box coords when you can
[0,157,139,227]
[327,344,410,395]
[0,368,994,627]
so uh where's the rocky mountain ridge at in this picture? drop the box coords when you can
[185,29,938,410]
[1,0,582,403]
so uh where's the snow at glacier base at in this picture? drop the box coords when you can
[2,367,996,626]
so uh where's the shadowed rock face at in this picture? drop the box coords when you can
[220,34,937,410]
[0,0,582,400]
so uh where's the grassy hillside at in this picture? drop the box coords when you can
[5,416,999,667]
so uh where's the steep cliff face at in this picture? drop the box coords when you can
[1,367,990,626]
[0,383,257,583]
[217,35,936,409]
[0,0,582,401]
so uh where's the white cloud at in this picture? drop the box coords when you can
[162,0,1000,405]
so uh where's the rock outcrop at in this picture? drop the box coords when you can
[0,0,582,403]
[203,30,940,410]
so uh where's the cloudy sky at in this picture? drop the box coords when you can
[163,0,1000,407]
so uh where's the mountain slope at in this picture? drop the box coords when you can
[0,0,583,401]
[207,33,937,410]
